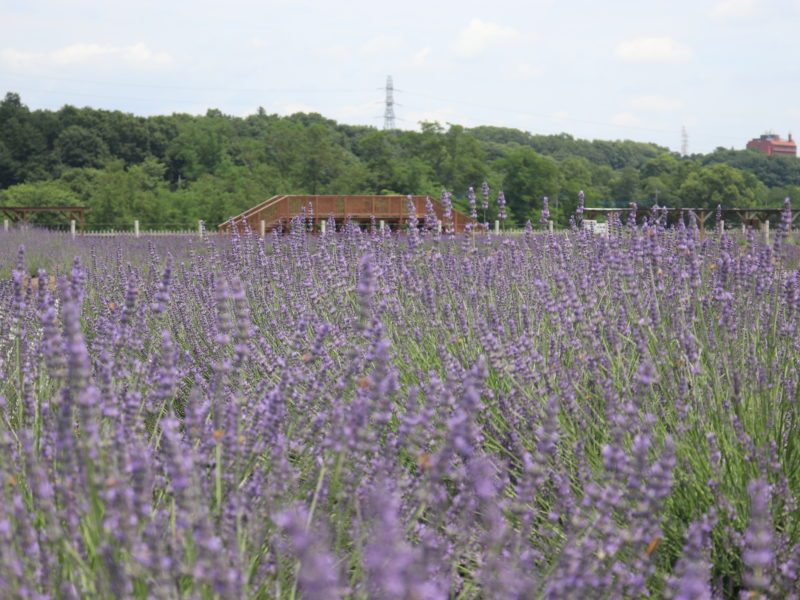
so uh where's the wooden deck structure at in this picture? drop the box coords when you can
[218,195,475,234]
[583,207,798,235]
[0,206,90,233]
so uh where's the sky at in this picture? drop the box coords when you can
[1,0,799,155]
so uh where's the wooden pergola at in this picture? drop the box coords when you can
[583,207,797,235]
[0,206,90,233]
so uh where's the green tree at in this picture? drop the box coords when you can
[496,147,559,224]
[676,163,765,209]
[440,124,488,193]
[55,125,110,168]
[610,167,641,206]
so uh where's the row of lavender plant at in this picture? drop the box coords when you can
[0,198,799,599]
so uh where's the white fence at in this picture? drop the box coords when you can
[2,219,210,238]
[83,229,208,237]
[582,220,609,236]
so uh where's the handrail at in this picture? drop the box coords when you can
[219,195,476,232]
[219,195,287,229]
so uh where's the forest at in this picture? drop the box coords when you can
[1,91,799,229]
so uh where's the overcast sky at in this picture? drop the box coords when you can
[2,0,799,155]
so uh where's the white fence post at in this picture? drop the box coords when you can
[134,220,140,238]
[320,220,326,234]
[4,219,9,232]
[198,220,204,237]
[719,220,724,233]
[764,219,770,243]
[260,219,266,237]
[494,220,500,234]
[548,220,554,233]
[379,219,384,232]
[70,219,76,238]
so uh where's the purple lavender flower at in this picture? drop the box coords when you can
[274,506,342,600]
[440,189,454,235]
[497,190,507,221]
[743,479,774,594]
[468,186,477,220]
[540,196,550,227]
[481,181,490,211]
[406,195,420,249]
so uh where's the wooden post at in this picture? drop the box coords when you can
[134,220,140,238]
[70,219,76,238]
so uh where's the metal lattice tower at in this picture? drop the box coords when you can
[681,125,688,157]
[383,76,396,130]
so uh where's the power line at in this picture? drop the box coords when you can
[0,70,371,95]
[1,72,758,148]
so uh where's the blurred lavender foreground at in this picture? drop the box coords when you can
[1,210,800,599]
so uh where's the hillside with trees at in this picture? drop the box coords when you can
[1,92,798,229]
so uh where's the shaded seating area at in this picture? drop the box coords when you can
[0,206,90,234]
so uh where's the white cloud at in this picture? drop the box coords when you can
[51,43,110,64]
[412,47,432,66]
[317,43,352,61]
[360,35,404,56]
[507,63,543,80]
[614,37,692,62]
[711,0,759,19]
[405,47,451,71]
[248,36,270,49]
[0,42,173,70]
[451,18,521,58]
[0,49,35,70]
[611,112,642,127]
[627,95,684,112]
[120,43,172,66]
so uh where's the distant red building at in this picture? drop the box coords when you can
[746,132,796,156]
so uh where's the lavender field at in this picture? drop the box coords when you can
[1,206,800,599]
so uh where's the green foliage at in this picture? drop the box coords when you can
[677,163,765,209]
[0,91,797,230]
[496,147,559,223]
[55,125,111,168]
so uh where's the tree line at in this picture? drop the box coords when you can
[1,91,798,229]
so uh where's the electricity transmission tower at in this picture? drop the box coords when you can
[681,125,688,157]
[383,76,396,130]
